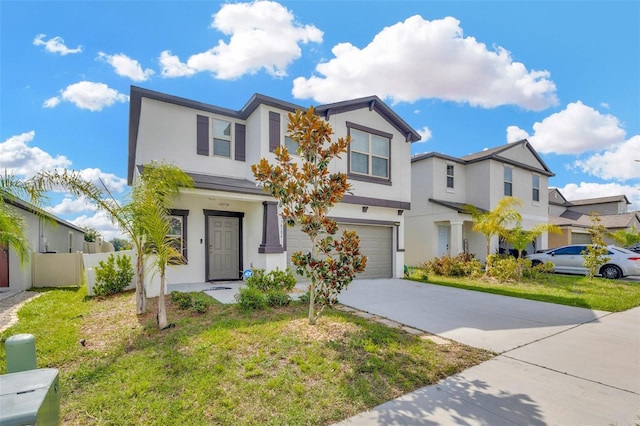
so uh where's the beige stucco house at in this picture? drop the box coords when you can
[405,140,554,266]
[548,189,640,247]
[128,86,420,287]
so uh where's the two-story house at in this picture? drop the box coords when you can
[128,86,421,287]
[548,189,640,247]
[405,140,554,266]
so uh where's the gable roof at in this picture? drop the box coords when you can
[550,211,640,229]
[3,195,85,233]
[128,86,421,184]
[548,188,631,207]
[548,188,570,206]
[412,139,554,176]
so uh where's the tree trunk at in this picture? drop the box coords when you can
[308,235,319,325]
[136,253,146,314]
[157,271,168,329]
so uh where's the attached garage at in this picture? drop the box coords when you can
[286,223,393,279]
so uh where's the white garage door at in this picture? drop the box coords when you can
[286,223,393,279]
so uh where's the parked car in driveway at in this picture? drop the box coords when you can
[625,243,640,254]
[525,244,640,279]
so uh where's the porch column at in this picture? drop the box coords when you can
[258,201,284,253]
[450,221,464,256]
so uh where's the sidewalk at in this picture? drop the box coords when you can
[334,279,640,425]
[0,290,42,334]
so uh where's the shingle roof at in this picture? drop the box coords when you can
[550,211,640,229]
[428,198,486,214]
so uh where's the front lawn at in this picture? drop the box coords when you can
[407,272,640,312]
[0,288,492,425]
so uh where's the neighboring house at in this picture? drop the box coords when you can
[405,139,555,266]
[128,86,421,287]
[1,197,85,291]
[548,189,640,247]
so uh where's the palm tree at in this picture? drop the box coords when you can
[132,162,192,329]
[501,223,561,277]
[465,196,523,274]
[1,171,50,265]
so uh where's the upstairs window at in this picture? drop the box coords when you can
[504,166,513,196]
[213,119,231,158]
[532,174,540,202]
[350,128,390,179]
[446,164,454,189]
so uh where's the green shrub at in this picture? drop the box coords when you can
[266,290,291,307]
[170,292,193,310]
[93,253,134,296]
[486,255,519,282]
[246,268,297,292]
[235,287,266,311]
[298,291,310,304]
[191,299,208,314]
[423,253,482,277]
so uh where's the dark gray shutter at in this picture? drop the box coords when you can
[235,123,246,161]
[269,111,280,152]
[197,115,209,156]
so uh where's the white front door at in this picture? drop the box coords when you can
[437,225,450,257]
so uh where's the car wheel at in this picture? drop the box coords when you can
[600,264,622,280]
[531,260,543,267]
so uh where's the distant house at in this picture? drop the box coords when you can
[405,140,554,265]
[548,189,640,247]
[1,197,85,291]
[127,86,420,287]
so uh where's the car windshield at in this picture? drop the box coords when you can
[610,246,637,255]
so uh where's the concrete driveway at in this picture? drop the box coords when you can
[334,279,640,426]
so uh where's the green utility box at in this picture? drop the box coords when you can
[0,368,60,425]
[5,334,37,373]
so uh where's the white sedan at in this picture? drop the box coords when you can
[525,245,640,279]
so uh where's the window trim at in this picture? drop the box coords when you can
[346,121,392,185]
[169,209,189,264]
[532,174,540,202]
[446,163,455,190]
[504,166,513,196]
[212,118,232,158]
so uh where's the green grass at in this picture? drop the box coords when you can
[407,272,640,312]
[0,288,492,425]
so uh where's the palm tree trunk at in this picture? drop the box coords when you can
[136,253,146,314]
[157,271,168,329]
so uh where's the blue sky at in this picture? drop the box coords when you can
[1,0,639,240]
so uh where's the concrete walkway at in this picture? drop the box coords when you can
[334,279,640,426]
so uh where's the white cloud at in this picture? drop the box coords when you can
[33,34,83,55]
[70,210,124,241]
[159,0,322,80]
[0,131,71,177]
[46,196,96,216]
[46,81,128,112]
[77,167,128,194]
[159,50,197,77]
[573,136,640,182]
[559,182,640,211]
[415,126,432,143]
[97,52,155,82]
[42,97,60,108]
[506,125,530,143]
[292,15,557,109]
[512,101,626,155]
